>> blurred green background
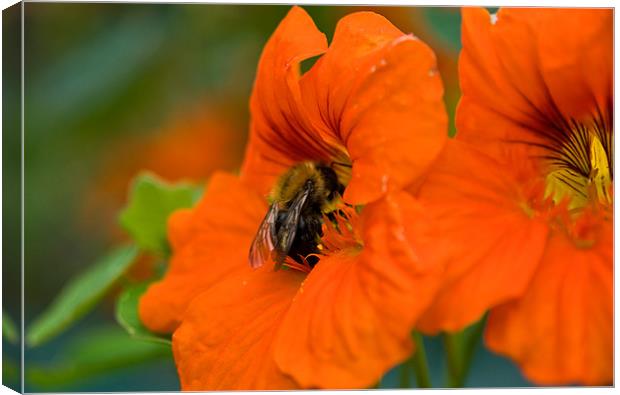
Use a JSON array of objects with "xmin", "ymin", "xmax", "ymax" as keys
[{"xmin": 3, "ymin": 3, "xmax": 531, "ymax": 391}]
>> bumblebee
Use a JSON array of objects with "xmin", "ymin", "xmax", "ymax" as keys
[{"xmin": 249, "ymin": 161, "xmax": 346, "ymax": 270}]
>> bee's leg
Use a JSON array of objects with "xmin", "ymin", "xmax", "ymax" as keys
[
  {"xmin": 305, "ymin": 255, "xmax": 320, "ymax": 267},
  {"xmin": 291, "ymin": 215, "xmax": 323, "ymax": 267}
]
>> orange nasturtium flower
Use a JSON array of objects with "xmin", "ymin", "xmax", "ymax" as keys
[
  {"xmin": 413, "ymin": 8, "xmax": 612, "ymax": 385},
  {"xmin": 139, "ymin": 6, "xmax": 448, "ymax": 389}
]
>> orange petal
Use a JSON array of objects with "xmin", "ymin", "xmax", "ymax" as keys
[
  {"xmin": 458, "ymin": 7, "xmax": 612, "ymax": 159},
  {"xmin": 172, "ymin": 265, "xmax": 304, "ymax": 390},
  {"xmin": 458, "ymin": 7, "xmax": 544, "ymax": 140},
  {"xmin": 456, "ymin": 96, "xmax": 545, "ymax": 179},
  {"xmin": 535, "ymin": 8, "xmax": 612, "ymax": 120},
  {"xmin": 139, "ymin": 172, "xmax": 267, "ymax": 333},
  {"xmin": 240, "ymin": 6, "xmax": 330, "ymax": 196},
  {"xmin": 167, "ymin": 208, "xmax": 194, "ymax": 251},
  {"xmin": 273, "ymin": 192, "xmax": 446, "ymax": 388},
  {"xmin": 414, "ymin": 140, "xmax": 549, "ymax": 333},
  {"xmin": 457, "ymin": 7, "xmax": 519, "ymax": 161},
  {"xmin": 485, "ymin": 217, "xmax": 612, "ymax": 385},
  {"xmin": 301, "ymin": 12, "xmax": 447, "ymax": 204}
]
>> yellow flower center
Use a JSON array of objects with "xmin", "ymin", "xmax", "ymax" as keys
[{"xmin": 545, "ymin": 131, "xmax": 612, "ymax": 208}]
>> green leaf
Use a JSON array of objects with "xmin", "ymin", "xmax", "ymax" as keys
[
  {"xmin": 116, "ymin": 282, "xmax": 171, "ymax": 345},
  {"xmin": 3, "ymin": 311, "xmax": 19, "ymax": 344},
  {"xmin": 119, "ymin": 172, "xmax": 200, "ymax": 256},
  {"xmin": 26, "ymin": 245, "xmax": 138, "ymax": 347},
  {"xmin": 26, "ymin": 325, "xmax": 171, "ymax": 390}
]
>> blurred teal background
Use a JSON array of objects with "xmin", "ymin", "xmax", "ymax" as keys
[{"xmin": 2, "ymin": 3, "xmax": 532, "ymax": 391}]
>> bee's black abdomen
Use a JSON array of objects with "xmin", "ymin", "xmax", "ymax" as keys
[
  {"xmin": 275, "ymin": 209, "xmax": 322, "ymax": 267},
  {"xmin": 294, "ymin": 215, "xmax": 323, "ymax": 267}
]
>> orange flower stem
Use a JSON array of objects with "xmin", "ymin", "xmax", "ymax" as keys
[
  {"xmin": 412, "ymin": 332, "xmax": 432, "ymax": 388},
  {"xmin": 443, "ymin": 315, "xmax": 486, "ymax": 387}
]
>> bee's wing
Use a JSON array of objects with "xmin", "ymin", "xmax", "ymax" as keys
[
  {"xmin": 272, "ymin": 188, "xmax": 310, "ymax": 270},
  {"xmin": 248, "ymin": 203, "xmax": 278, "ymax": 269}
]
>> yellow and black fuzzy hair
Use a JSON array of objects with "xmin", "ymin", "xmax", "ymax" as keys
[{"xmin": 270, "ymin": 162, "xmax": 329, "ymax": 206}]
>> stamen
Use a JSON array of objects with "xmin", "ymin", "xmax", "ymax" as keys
[
  {"xmin": 320, "ymin": 205, "xmax": 363, "ymax": 254},
  {"xmin": 544, "ymin": 120, "xmax": 613, "ymax": 208},
  {"xmin": 589, "ymin": 135, "xmax": 612, "ymax": 204},
  {"xmin": 282, "ymin": 256, "xmax": 312, "ymax": 274}
]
